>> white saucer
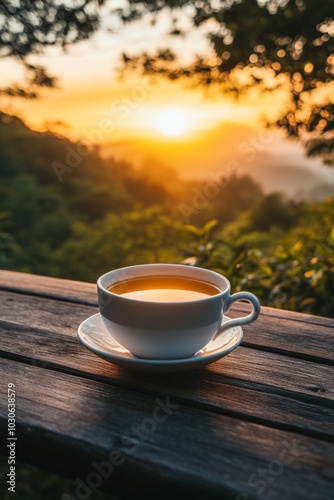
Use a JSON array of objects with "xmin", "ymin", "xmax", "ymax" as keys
[{"xmin": 77, "ymin": 313, "xmax": 243, "ymax": 373}]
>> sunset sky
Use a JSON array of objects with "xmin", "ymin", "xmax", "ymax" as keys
[
  {"xmin": 1, "ymin": 2, "xmax": 333, "ymax": 195},
  {"xmin": 0, "ymin": 6, "xmax": 286, "ymax": 142}
]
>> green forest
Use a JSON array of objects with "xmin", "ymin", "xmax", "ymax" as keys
[{"xmin": 1, "ymin": 112, "xmax": 333, "ymax": 317}]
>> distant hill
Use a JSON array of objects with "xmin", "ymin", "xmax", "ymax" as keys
[
  {"xmin": 104, "ymin": 122, "xmax": 334, "ymax": 200},
  {"xmin": 241, "ymin": 163, "xmax": 334, "ymax": 201},
  {"xmin": 0, "ymin": 112, "xmax": 177, "ymax": 217}
]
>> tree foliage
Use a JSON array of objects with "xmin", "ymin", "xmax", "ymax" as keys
[{"xmin": 0, "ymin": 0, "xmax": 105, "ymax": 97}]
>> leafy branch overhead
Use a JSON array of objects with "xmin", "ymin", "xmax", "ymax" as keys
[
  {"xmin": 117, "ymin": 0, "xmax": 334, "ymax": 162},
  {"xmin": 0, "ymin": 0, "xmax": 106, "ymax": 97}
]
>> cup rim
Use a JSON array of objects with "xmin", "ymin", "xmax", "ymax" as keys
[{"xmin": 97, "ymin": 263, "xmax": 230, "ymax": 305}]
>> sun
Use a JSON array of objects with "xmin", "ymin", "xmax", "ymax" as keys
[{"xmin": 155, "ymin": 107, "xmax": 191, "ymax": 137}]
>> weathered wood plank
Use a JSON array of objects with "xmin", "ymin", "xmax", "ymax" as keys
[
  {"xmin": 1, "ymin": 293, "xmax": 334, "ymax": 441},
  {"xmin": 0, "ymin": 290, "xmax": 333, "ymax": 399},
  {"xmin": 0, "ymin": 269, "xmax": 97, "ymax": 305},
  {"xmin": 229, "ymin": 308, "xmax": 334, "ymax": 363},
  {"xmin": 0, "ymin": 358, "xmax": 333, "ymax": 500},
  {"xmin": 0, "ymin": 289, "xmax": 96, "ymax": 332},
  {"xmin": 1, "ymin": 269, "xmax": 333, "ymax": 327},
  {"xmin": 1, "ymin": 287, "xmax": 333, "ymax": 365}
]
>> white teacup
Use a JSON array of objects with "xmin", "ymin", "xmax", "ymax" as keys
[{"xmin": 97, "ymin": 264, "xmax": 260, "ymax": 360}]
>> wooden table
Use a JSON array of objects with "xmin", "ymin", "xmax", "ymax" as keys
[{"xmin": 0, "ymin": 270, "xmax": 333, "ymax": 500}]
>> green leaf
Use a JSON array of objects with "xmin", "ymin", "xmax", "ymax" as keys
[
  {"xmin": 291, "ymin": 241, "xmax": 303, "ymax": 256},
  {"xmin": 183, "ymin": 224, "xmax": 201, "ymax": 236},
  {"xmin": 260, "ymin": 264, "xmax": 273, "ymax": 276},
  {"xmin": 203, "ymin": 219, "xmax": 219, "ymax": 234},
  {"xmin": 328, "ymin": 226, "xmax": 334, "ymax": 245}
]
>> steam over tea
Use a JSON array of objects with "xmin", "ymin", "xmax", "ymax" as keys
[{"xmin": 107, "ymin": 275, "xmax": 221, "ymax": 302}]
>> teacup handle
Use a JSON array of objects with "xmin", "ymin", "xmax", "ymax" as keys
[{"xmin": 212, "ymin": 291, "xmax": 261, "ymax": 340}]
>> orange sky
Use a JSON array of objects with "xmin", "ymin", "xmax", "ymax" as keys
[
  {"xmin": 0, "ymin": 9, "xmax": 287, "ymax": 144},
  {"xmin": 1, "ymin": 57, "xmax": 286, "ymax": 143},
  {"xmin": 1, "ymin": 5, "xmax": 333, "ymax": 198}
]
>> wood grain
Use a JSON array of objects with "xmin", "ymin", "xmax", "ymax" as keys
[
  {"xmin": 0, "ymin": 291, "xmax": 333, "ymax": 442},
  {"xmin": 0, "ymin": 358, "xmax": 333, "ymax": 500},
  {"xmin": 1, "ymin": 272, "xmax": 334, "ymax": 499},
  {"xmin": 0, "ymin": 269, "xmax": 97, "ymax": 304}
]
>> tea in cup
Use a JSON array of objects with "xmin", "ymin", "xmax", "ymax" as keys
[{"xmin": 97, "ymin": 264, "xmax": 260, "ymax": 359}]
